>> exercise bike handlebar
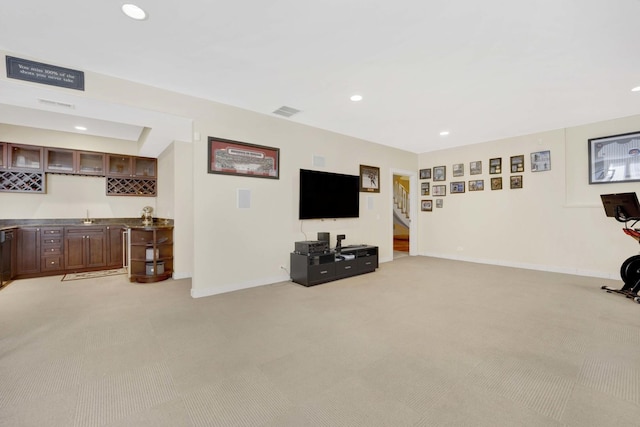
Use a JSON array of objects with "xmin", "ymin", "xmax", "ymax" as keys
[{"xmin": 614, "ymin": 205, "xmax": 640, "ymax": 224}]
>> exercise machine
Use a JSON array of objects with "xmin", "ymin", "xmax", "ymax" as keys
[{"xmin": 600, "ymin": 192, "xmax": 640, "ymax": 304}]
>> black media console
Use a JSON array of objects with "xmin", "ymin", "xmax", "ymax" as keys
[{"xmin": 290, "ymin": 245, "xmax": 378, "ymax": 287}]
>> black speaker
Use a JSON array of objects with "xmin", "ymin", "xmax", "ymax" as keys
[{"xmin": 317, "ymin": 232, "xmax": 330, "ymax": 244}]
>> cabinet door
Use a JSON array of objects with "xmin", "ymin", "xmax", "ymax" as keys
[
  {"xmin": 85, "ymin": 232, "xmax": 107, "ymax": 268},
  {"xmin": 16, "ymin": 227, "xmax": 41, "ymax": 275},
  {"xmin": 107, "ymin": 155, "xmax": 133, "ymax": 177},
  {"xmin": 45, "ymin": 148, "xmax": 75, "ymax": 173},
  {"xmin": 0, "ymin": 142, "xmax": 6, "ymax": 170},
  {"xmin": 133, "ymin": 157, "xmax": 157, "ymax": 178},
  {"xmin": 64, "ymin": 234, "xmax": 86, "ymax": 270},
  {"xmin": 78, "ymin": 152, "xmax": 105, "ymax": 176},
  {"xmin": 106, "ymin": 226, "xmax": 124, "ymax": 268},
  {"xmin": 8, "ymin": 144, "xmax": 43, "ymax": 171}
]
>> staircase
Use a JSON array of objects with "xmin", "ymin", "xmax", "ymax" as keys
[{"xmin": 393, "ymin": 180, "xmax": 410, "ymax": 229}]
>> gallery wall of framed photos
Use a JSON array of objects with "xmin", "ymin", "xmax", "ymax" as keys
[{"xmin": 418, "ymin": 150, "xmax": 551, "ymax": 212}]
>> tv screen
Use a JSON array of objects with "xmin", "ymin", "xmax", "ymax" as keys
[{"xmin": 299, "ymin": 169, "xmax": 360, "ymax": 219}]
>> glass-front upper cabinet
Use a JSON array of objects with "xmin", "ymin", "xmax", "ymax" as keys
[
  {"xmin": 45, "ymin": 148, "xmax": 105, "ymax": 176},
  {"xmin": 133, "ymin": 157, "xmax": 157, "ymax": 178},
  {"xmin": 45, "ymin": 148, "xmax": 75, "ymax": 173},
  {"xmin": 107, "ymin": 154, "xmax": 133, "ymax": 177},
  {"xmin": 8, "ymin": 144, "xmax": 43, "ymax": 171},
  {"xmin": 78, "ymin": 152, "xmax": 105, "ymax": 175},
  {"xmin": 0, "ymin": 142, "xmax": 6, "ymax": 169}
]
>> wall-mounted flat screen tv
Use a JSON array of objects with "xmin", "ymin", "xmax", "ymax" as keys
[{"xmin": 299, "ymin": 169, "xmax": 360, "ymax": 219}]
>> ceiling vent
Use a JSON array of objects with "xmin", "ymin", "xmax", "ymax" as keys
[
  {"xmin": 272, "ymin": 105, "xmax": 301, "ymax": 118},
  {"xmin": 38, "ymin": 98, "xmax": 75, "ymax": 109}
]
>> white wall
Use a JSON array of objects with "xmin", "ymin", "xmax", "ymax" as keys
[{"xmin": 418, "ymin": 114, "xmax": 640, "ymax": 279}]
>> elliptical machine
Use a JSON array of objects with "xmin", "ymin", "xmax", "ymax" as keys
[{"xmin": 600, "ymin": 192, "xmax": 640, "ymax": 304}]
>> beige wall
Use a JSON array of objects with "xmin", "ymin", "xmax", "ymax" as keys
[
  {"xmin": 4, "ymin": 49, "xmax": 639, "ymax": 295},
  {"xmin": 189, "ymin": 105, "xmax": 417, "ymax": 297},
  {"xmin": 418, "ymin": 115, "xmax": 640, "ymax": 279}
]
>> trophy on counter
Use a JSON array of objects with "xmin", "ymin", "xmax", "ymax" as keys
[{"xmin": 141, "ymin": 206, "xmax": 154, "ymax": 226}]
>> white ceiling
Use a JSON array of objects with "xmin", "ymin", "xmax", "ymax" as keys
[{"xmin": 1, "ymin": 0, "xmax": 640, "ymax": 154}]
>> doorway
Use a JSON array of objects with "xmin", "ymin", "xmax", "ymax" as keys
[{"xmin": 393, "ymin": 173, "xmax": 411, "ymax": 259}]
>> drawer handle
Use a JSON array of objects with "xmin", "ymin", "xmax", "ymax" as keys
[
  {"xmin": 50, "ymin": 261, "xmax": 55, "ymax": 265},
  {"xmin": 345, "ymin": 266, "xmax": 352, "ymax": 269},
  {"xmin": 320, "ymin": 270, "xmax": 328, "ymax": 274}
]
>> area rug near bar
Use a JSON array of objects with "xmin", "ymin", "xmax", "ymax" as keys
[{"xmin": 61, "ymin": 268, "xmax": 127, "ymax": 281}]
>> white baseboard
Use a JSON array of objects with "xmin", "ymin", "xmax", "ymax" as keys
[
  {"xmin": 172, "ymin": 271, "xmax": 192, "ymax": 280},
  {"xmin": 190, "ymin": 273, "xmax": 291, "ymax": 298},
  {"xmin": 420, "ymin": 251, "xmax": 618, "ymax": 280}
]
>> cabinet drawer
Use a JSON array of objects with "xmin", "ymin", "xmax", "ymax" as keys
[
  {"xmin": 42, "ymin": 228, "xmax": 63, "ymax": 236},
  {"xmin": 41, "ymin": 246, "xmax": 62, "ymax": 255},
  {"xmin": 308, "ymin": 264, "xmax": 335, "ymax": 283},
  {"xmin": 41, "ymin": 256, "xmax": 63, "ymax": 271},
  {"xmin": 358, "ymin": 256, "xmax": 378, "ymax": 272},
  {"xmin": 42, "ymin": 237, "xmax": 62, "ymax": 245},
  {"xmin": 65, "ymin": 226, "xmax": 105, "ymax": 235},
  {"xmin": 335, "ymin": 259, "xmax": 358, "ymax": 278}
]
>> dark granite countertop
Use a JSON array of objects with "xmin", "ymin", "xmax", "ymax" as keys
[{"xmin": 0, "ymin": 218, "xmax": 173, "ymax": 231}]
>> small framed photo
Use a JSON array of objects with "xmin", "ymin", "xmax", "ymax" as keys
[
  {"xmin": 510, "ymin": 155, "xmax": 525, "ymax": 173},
  {"xmin": 421, "ymin": 200, "xmax": 433, "ymax": 212},
  {"xmin": 510, "ymin": 175, "xmax": 523, "ymax": 189},
  {"xmin": 489, "ymin": 158, "xmax": 502, "ymax": 174},
  {"xmin": 589, "ymin": 131, "xmax": 640, "ymax": 183},
  {"xmin": 433, "ymin": 166, "xmax": 446, "ymax": 181},
  {"xmin": 436, "ymin": 199, "xmax": 443, "ymax": 208},
  {"xmin": 450, "ymin": 181, "xmax": 465, "ymax": 194},
  {"xmin": 469, "ymin": 179, "xmax": 484, "ymax": 191},
  {"xmin": 420, "ymin": 168, "xmax": 431, "ymax": 179},
  {"xmin": 421, "ymin": 182, "xmax": 430, "ymax": 195},
  {"xmin": 432, "ymin": 184, "xmax": 447, "ymax": 196},
  {"xmin": 453, "ymin": 163, "xmax": 464, "ymax": 177},
  {"xmin": 470, "ymin": 161, "xmax": 482, "ymax": 175},
  {"xmin": 360, "ymin": 164, "xmax": 380, "ymax": 193},
  {"xmin": 491, "ymin": 177, "xmax": 503, "ymax": 190},
  {"xmin": 531, "ymin": 150, "xmax": 551, "ymax": 172}
]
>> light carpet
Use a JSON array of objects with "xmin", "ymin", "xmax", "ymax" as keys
[{"xmin": 1, "ymin": 256, "xmax": 639, "ymax": 426}]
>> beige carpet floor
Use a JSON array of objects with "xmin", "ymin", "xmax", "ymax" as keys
[{"xmin": 1, "ymin": 256, "xmax": 640, "ymax": 426}]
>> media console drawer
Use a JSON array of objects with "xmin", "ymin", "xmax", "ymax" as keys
[{"xmin": 308, "ymin": 263, "xmax": 336, "ymax": 283}]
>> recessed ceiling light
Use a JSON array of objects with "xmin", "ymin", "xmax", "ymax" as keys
[
  {"xmin": 632, "ymin": 86, "xmax": 640, "ymax": 92},
  {"xmin": 350, "ymin": 94, "xmax": 363, "ymax": 102},
  {"xmin": 122, "ymin": 4, "xmax": 147, "ymax": 20},
  {"xmin": 439, "ymin": 131, "xmax": 450, "ymax": 136},
  {"xmin": 74, "ymin": 126, "xmax": 87, "ymax": 131}
]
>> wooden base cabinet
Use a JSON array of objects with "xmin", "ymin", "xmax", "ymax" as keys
[
  {"xmin": 16, "ymin": 227, "xmax": 40, "ymax": 276},
  {"xmin": 106, "ymin": 226, "xmax": 125, "ymax": 268},
  {"xmin": 64, "ymin": 226, "xmax": 107, "ymax": 271},
  {"xmin": 128, "ymin": 226, "xmax": 173, "ymax": 283}
]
